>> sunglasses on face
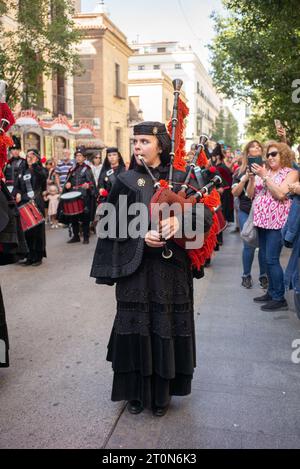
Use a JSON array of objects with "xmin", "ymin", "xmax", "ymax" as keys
[{"xmin": 266, "ymin": 151, "xmax": 279, "ymax": 158}]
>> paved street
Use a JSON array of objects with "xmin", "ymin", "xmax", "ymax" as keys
[{"xmin": 1, "ymin": 227, "xmax": 300, "ymax": 449}]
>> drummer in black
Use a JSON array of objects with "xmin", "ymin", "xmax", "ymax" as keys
[
  {"xmin": 15, "ymin": 149, "xmax": 47, "ymax": 266},
  {"xmin": 3, "ymin": 136, "xmax": 26, "ymax": 195},
  {"xmin": 64, "ymin": 149, "xmax": 95, "ymax": 245},
  {"xmin": 97, "ymin": 147, "xmax": 126, "ymax": 202}
]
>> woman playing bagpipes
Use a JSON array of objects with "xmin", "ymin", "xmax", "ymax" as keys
[{"xmin": 91, "ymin": 80, "xmax": 222, "ymax": 416}]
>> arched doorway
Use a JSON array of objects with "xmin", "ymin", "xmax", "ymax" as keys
[
  {"xmin": 53, "ymin": 136, "xmax": 67, "ymax": 161},
  {"xmin": 24, "ymin": 132, "xmax": 41, "ymax": 152}
]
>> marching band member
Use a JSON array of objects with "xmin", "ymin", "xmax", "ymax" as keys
[
  {"xmin": 97, "ymin": 147, "xmax": 126, "ymax": 203},
  {"xmin": 91, "ymin": 119, "xmax": 216, "ymax": 417},
  {"xmin": 3, "ymin": 136, "xmax": 26, "ymax": 195},
  {"xmin": 63, "ymin": 149, "xmax": 95, "ymax": 244},
  {"xmin": 15, "ymin": 149, "xmax": 47, "ymax": 266}
]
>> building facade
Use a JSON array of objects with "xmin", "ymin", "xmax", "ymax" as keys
[
  {"xmin": 129, "ymin": 41, "xmax": 223, "ymax": 148},
  {"xmin": 0, "ymin": 1, "xmax": 91, "ymax": 159},
  {"xmin": 128, "ymin": 69, "xmax": 187, "ymax": 154},
  {"xmin": 73, "ymin": 10, "xmax": 132, "ymax": 160}
]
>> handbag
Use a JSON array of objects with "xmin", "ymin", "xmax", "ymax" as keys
[{"xmin": 240, "ymin": 204, "xmax": 259, "ymax": 247}]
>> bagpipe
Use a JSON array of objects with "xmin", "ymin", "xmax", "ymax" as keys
[
  {"xmin": 138, "ymin": 79, "xmax": 224, "ymax": 270},
  {"xmin": 0, "ymin": 80, "xmax": 15, "ymax": 178}
]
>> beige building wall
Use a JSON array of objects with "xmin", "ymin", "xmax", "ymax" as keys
[
  {"xmin": 129, "ymin": 70, "xmax": 187, "ymax": 125},
  {"xmin": 74, "ymin": 13, "xmax": 132, "ymax": 160}
]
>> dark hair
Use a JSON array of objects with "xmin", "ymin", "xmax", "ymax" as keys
[
  {"xmin": 212, "ymin": 143, "xmax": 224, "ymax": 161},
  {"xmin": 92, "ymin": 152, "xmax": 102, "ymax": 163},
  {"xmin": 99, "ymin": 150, "xmax": 126, "ymax": 180}
]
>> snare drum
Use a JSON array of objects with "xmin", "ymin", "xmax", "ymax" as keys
[
  {"xmin": 60, "ymin": 191, "xmax": 84, "ymax": 216},
  {"xmin": 19, "ymin": 201, "xmax": 44, "ymax": 232}
]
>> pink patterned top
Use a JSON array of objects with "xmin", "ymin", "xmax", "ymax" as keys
[{"xmin": 253, "ymin": 167, "xmax": 292, "ymax": 230}]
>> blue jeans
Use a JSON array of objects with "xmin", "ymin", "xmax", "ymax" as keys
[
  {"xmin": 257, "ymin": 227, "xmax": 285, "ymax": 301},
  {"xmin": 238, "ymin": 209, "xmax": 266, "ymax": 278}
]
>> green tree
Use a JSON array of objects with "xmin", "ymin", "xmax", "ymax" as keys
[
  {"xmin": 224, "ymin": 109, "xmax": 239, "ymax": 148},
  {"xmin": 212, "ymin": 107, "xmax": 239, "ymax": 148},
  {"xmin": 212, "ymin": 108, "xmax": 226, "ymax": 142},
  {"xmin": 209, "ymin": 0, "xmax": 300, "ymax": 144},
  {"xmin": 0, "ymin": 0, "xmax": 81, "ymax": 108}
]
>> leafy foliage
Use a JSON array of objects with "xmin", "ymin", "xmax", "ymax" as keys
[
  {"xmin": 212, "ymin": 107, "xmax": 239, "ymax": 148},
  {"xmin": 0, "ymin": 0, "xmax": 81, "ymax": 108},
  {"xmin": 209, "ymin": 0, "xmax": 300, "ymax": 144}
]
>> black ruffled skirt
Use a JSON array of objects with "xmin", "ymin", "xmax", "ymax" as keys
[{"xmin": 106, "ymin": 245, "xmax": 196, "ymax": 409}]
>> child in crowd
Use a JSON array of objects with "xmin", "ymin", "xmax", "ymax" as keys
[{"xmin": 43, "ymin": 184, "xmax": 60, "ymax": 228}]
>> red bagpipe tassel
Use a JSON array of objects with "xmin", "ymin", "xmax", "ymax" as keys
[
  {"xmin": 0, "ymin": 102, "xmax": 15, "ymax": 173},
  {"xmin": 167, "ymin": 97, "xmax": 189, "ymax": 172}
]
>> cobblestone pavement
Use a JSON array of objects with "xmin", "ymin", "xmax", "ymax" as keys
[{"xmin": 1, "ymin": 227, "xmax": 300, "ymax": 449}]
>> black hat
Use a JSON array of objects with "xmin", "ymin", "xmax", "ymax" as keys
[
  {"xmin": 133, "ymin": 121, "xmax": 168, "ymax": 136},
  {"xmin": 133, "ymin": 121, "xmax": 171, "ymax": 166},
  {"xmin": 9, "ymin": 135, "xmax": 21, "ymax": 150},
  {"xmin": 27, "ymin": 148, "xmax": 40, "ymax": 158},
  {"xmin": 106, "ymin": 147, "xmax": 119, "ymax": 154},
  {"xmin": 75, "ymin": 146, "xmax": 86, "ymax": 157}
]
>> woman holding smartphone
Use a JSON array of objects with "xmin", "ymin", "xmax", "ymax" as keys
[
  {"xmin": 247, "ymin": 142, "xmax": 298, "ymax": 311},
  {"xmin": 232, "ymin": 140, "xmax": 268, "ymax": 289}
]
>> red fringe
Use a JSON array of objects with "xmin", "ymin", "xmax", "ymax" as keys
[
  {"xmin": 166, "ymin": 98, "xmax": 221, "ymax": 270},
  {"xmin": 187, "ymin": 213, "xmax": 219, "ymax": 270},
  {"xmin": 197, "ymin": 149, "xmax": 208, "ymax": 168},
  {"xmin": 0, "ymin": 102, "xmax": 15, "ymax": 172},
  {"xmin": 167, "ymin": 97, "xmax": 189, "ymax": 172},
  {"xmin": 159, "ymin": 179, "xmax": 169, "ymax": 188}
]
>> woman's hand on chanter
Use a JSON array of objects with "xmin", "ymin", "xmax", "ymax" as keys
[
  {"xmin": 160, "ymin": 216, "xmax": 180, "ymax": 240},
  {"xmin": 145, "ymin": 230, "xmax": 166, "ymax": 248}
]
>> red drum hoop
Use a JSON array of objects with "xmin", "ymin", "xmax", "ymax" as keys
[
  {"xmin": 60, "ymin": 191, "xmax": 84, "ymax": 216},
  {"xmin": 19, "ymin": 201, "xmax": 44, "ymax": 232}
]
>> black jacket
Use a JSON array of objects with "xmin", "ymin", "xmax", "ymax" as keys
[
  {"xmin": 16, "ymin": 162, "xmax": 47, "ymax": 214},
  {"xmin": 4, "ymin": 157, "xmax": 26, "ymax": 191},
  {"xmin": 90, "ymin": 165, "xmax": 213, "ymax": 284}
]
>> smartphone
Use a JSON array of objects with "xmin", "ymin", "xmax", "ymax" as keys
[
  {"xmin": 248, "ymin": 156, "xmax": 263, "ymax": 166},
  {"xmin": 248, "ymin": 156, "xmax": 263, "ymax": 172},
  {"xmin": 274, "ymin": 119, "xmax": 282, "ymax": 129}
]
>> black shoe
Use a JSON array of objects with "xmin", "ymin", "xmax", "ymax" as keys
[
  {"xmin": 83, "ymin": 238, "xmax": 89, "ymax": 245},
  {"xmin": 241, "ymin": 275, "xmax": 253, "ymax": 289},
  {"xmin": 20, "ymin": 259, "xmax": 32, "ymax": 266},
  {"xmin": 152, "ymin": 404, "xmax": 170, "ymax": 417},
  {"xmin": 127, "ymin": 400, "xmax": 144, "ymax": 415},
  {"xmin": 253, "ymin": 292, "xmax": 272, "ymax": 303},
  {"xmin": 260, "ymin": 299, "xmax": 288, "ymax": 311},
  {"xmin": 31, "ymin": 260, "xmax": 42, "ymax": 267},
  {"xmin": 67, "ymin": 237, "xmax": 80, "ymax": 244},
  {"xmin": 259, "ymin": 275, "xmax": 269, "ymax": 290}
]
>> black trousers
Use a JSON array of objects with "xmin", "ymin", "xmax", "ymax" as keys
[
  {"xmin": 25, "ymin": 222, "xmax": 46, "ymax": 262},
  {"xmin": 72, "ymin": 220, "xmax": 89, "ymax": 239}
]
